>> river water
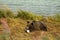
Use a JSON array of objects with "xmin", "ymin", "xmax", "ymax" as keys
[{"xmin": 0, "ymin": 0, "xmax": 60, "ymax": 16}]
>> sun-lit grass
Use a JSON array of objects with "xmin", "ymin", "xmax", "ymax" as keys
[
  {"xmin": 0, "ymin": 9, "xmax": 15, "ymax": 18},
  {"xmin": 17, "ymin": 10, "xmax": 44, "ymax": 20}
]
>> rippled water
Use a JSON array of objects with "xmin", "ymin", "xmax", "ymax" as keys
[{"xmin": 0, "ymin": 0, "xmax": 60, "ymax": 16}]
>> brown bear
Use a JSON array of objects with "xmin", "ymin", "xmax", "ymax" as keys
[{"xmin": 25, "ymin": 20, "xmax": 47, "ymax": 33}]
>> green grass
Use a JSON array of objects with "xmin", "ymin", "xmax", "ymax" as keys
[
  {"xmin": 0, "ymin": 9, "xmax": 15, "ymax": 18},
  {"xmin": 17, "ymin": 10, "xmax": 44, "ymax": 20}
]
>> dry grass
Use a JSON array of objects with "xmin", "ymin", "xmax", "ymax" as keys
[
  {"xmin": 0, "ymin": 9, "xmax": 60, "ymax": 40},
  {"xmin": 0, "ymin": 18, "xmax": 60, "ymax": 40}
]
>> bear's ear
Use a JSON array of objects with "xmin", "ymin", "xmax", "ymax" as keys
[{"xmin": 27, "ymin": 21, "xmax": 30, "ymax": 24}]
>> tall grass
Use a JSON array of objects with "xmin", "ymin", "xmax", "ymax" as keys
[
  {"xmin": 0, "ymin": 9, "xmax": 60, "ymax": 22},
  {"xmin": 0, "ymin": 9, "xmax": 60, "ymax": 40},
  {"xmin": 17, "ymin": 10, "xmax": 44, "ymax": 20},
  {"xmin": 54, "ymin": 14, "xmax": 60, "ymax": 22},
  {"xmin": 0, "ymin": 9, "xmax": 44, "ymax": 20},
  {"xmin": 0, "ymin": 9, "xmax": 15, "ymax": 18}
]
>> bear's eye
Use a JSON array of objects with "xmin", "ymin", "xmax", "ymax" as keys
[{"xmin": 31, "ymin": 23, "xmax": 33, "ymax": 25}]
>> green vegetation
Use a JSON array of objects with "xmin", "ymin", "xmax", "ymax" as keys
[
  {"xmin": 54, "ymin": 14, "xmax": 60, "ymax": 22},
  {"xmin": 0, "ymin": 9, "xmax": 60, "ymax": 21},
  {"xmin": 17, "ymin": 10, "xmax": 44, "ymax": 20},
  {"xmin": 0, "ymin": 9, "xmax": 15, "ymax": 18}
]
